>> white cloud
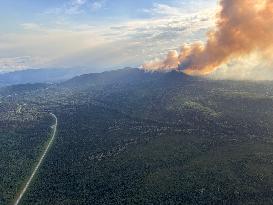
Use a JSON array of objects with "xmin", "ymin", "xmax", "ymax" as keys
[
  {"xmin": 44, "ymin": 0, "xmax": 86, "ymax": 15},
  {"xmin": 44, "ymin": 0, "xmax": 106, "ymax": 15},
  {"xmin": 91, "ymin": 0, "xmax": 105, "ymax": 11},
  {"xmin": 74, "ymin": 0, "xmax": 87, "ymax": 6},
  {"xmin": 21, "ymin": 23, "xmax": 42, "ymax": 30},
  {"xmin": 143, "ymin": 3, "xmax": 181, "ymax": 16}
]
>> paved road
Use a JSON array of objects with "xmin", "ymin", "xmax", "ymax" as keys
[{"xmin": 14, "ymin": 113, "xmax": 58, "ymax": 205}]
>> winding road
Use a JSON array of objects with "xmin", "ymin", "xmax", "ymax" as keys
[{"xmin": 14, "ymin": 113, "xmax": 58, "ymax": 205}]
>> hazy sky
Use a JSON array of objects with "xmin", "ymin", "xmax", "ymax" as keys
[{"xmin": 0, "ymin": 0, "xmax": 217, "ymax": 72}]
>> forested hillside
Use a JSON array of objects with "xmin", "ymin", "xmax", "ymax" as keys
[{"xmin": 1, "ymin": 68, "xmax": 273, "ymax": 204}]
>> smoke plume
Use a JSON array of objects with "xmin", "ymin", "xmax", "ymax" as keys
[{"xmin": 143, "ymin": 0, "xmax": 273, "ymax": 75}]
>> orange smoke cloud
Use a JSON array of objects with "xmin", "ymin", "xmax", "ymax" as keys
[
  {"xmin": 143, "ymin": 0, "xmax": 273, "ymax": 75},
  {"xmin": 142, "ymin": 50, "xmax": 179, "ymax": 72}
]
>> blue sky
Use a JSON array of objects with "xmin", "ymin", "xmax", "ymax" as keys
[{"xmin": 0, "ymin": 0, "xmax": 217, "ymax": 72}]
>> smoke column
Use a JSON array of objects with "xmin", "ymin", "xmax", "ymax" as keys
[{"xmin": 143, "ymin": 0, "xmax": 273, "ymax": 75}]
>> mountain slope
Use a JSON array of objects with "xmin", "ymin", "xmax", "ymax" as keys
[{"xmin": 1, "ymin": 68, "xmax": 273, "ymax": 205}]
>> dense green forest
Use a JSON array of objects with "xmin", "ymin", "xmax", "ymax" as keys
[
  {"xmin": 1, "ymin": 68, "xmax": 273, "ymax": 204},
  {"xmin": 0, "ymin": 103, "xmax": 53, "ymax": 205}
]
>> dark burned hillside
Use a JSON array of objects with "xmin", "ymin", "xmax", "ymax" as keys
[{"xmin": 1, "ymin": 68, "xmax": 273, "ymax": 205}]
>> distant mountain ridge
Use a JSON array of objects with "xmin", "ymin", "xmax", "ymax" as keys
[{"xmin": 0, "ymin": 68, "xmax": 95, "ymax": 87}]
